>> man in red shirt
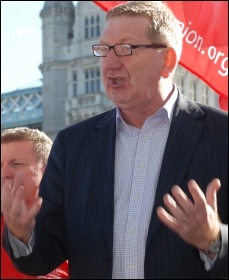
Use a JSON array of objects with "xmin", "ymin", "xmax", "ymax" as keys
[{"xmin": 1, "ymin": 127, "xmax": 69, "ymax": 279}]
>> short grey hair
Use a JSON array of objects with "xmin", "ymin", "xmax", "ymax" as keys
[{"xmin": 106, "ymin": 1, "xmax": 183, "ymax": 63}]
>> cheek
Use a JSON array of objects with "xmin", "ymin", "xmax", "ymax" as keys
[
  {"xmin": 101, "ymin": 68, "xmax": 107, "ymax": 84},
  {"xmin": 23, "ymin": 171, "xmax": 43, "ymax": 202}
]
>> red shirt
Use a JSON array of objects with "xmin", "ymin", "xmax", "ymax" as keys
[{"xmin": 1, "ymin": 215, "xmax": 69, "ymax": 279}]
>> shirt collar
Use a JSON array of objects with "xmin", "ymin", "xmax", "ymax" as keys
[
  {"xmin": 116, "ymin": 84, "xmax": 178, "ymax": 128},
  {"xmin": 163, "ymin": 83, "xmax": 178, "ymax": 121}
]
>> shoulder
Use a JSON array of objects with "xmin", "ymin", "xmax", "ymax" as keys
[
  {"xmin": 196, "ymin": 102, "xmax": 228, "ymax": 127},
  {"xmin": 177, "ymin": 91, "xmax": 228, "ymax": 121},
  {"xmin": 55, "ymin": 108, "xmax": 116, "ymax": 142}
]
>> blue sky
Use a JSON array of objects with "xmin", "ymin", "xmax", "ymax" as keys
[{"xmin": 1, "ymin": 1, "xmax": 77, "ymax": 93}]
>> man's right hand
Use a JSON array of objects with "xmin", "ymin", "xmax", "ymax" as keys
[{"xmin": 1, "ymin": 178, "xmax": 42, "ymax": 244}]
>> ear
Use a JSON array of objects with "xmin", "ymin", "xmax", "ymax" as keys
[{"xmin": 161, "ymin": 47, "xmax": 177, "ymax": 78}]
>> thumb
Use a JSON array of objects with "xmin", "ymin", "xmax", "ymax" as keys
[{"xmin": 206, "ymin": 178, "xmax": 221, "ymax": 213}]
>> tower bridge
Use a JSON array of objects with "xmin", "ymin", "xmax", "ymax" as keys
[{"xmin": 1, "ymin": 86, "xmax": 43, "ymax": 131}]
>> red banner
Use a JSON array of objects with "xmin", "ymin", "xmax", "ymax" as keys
[{"xmin": 93, "ymin": 1, "xmax": 228, "ymax": 111}]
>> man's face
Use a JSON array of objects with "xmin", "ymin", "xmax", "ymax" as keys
[
  {"xmin": 1, "ymin": 140, "xmax": 44, "ymax": 207},
  {"xmin": 100, "ymin": 15, "xmax": 167, "ymax": 113}
]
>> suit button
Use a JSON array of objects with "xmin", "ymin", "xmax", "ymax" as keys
[{"xmin": 107, "ymin": 253, "xmax": 111, "ymax": 261}]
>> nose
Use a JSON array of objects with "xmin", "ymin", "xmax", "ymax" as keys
[
  {"xmin": 102, "ymin": 49, "xmax": 122, "ymax": 69},
  {"xmin": 1, "ymin": 164, "xmax": 14, "ymax": 181}
]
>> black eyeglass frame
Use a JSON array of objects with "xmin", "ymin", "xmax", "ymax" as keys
[{"xmin": 92, "ymin": 43, "xmax": 167, "ymax": 57}]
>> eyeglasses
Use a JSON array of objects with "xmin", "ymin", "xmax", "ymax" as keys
[{"xmin": 92, "ymin": 43, "xmax": 167, "ymax": 57}]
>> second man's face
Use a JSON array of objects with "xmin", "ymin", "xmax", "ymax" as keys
[{"xmin": 1, "ymin": 140, "xmax": 44, "ymax": 207}]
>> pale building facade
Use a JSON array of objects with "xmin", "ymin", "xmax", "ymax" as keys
[
  {"xmin": 39, "ymin": 1, "xmax": 219, "ymax": 139},
  {"xmin": 1, "ymin": 1, "xmax": 219, "ymax": 140}
]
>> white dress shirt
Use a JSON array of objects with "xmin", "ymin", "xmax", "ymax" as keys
[{"xmin": 112, "ymin": 88, "xmax": 177, "ymax": 279}]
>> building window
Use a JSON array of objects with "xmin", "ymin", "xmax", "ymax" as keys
[
  {"xmin": 84, "ymin": 15, "xmax": 101, "ymax": 39},
  {"xmin": 85, "ymin": 17, "xmax": 89, "ymax": 39},
  {"xmin": 90, "ymin": 16, "xmax": 94, "ymax": 38},
  {"xmin": 85, "ymin": 68, "xmax": 100, "ymax": 93},
  {"xmin": 96, "ymin": 15, "xmax": 100, "ymax": 36},
  {"xmin": 190, "ymin": 81, "xmax": 197, "ymax": 101},
  {"xmin": 202, "ymin": 85, "xmax": 209, "ymax": 105},
  {"xmin": 72, "ymin": 71, "xmax": 78, "ymax": 97}
]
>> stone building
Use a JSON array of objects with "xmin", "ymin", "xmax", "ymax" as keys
[{"xmin": 1, "ymin": 1, "xmax": 220, "ymax": 140}]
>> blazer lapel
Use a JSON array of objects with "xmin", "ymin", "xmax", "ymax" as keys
[
  {"xmin": 146, "ymin": 93, "xmax": 205, "ymax": 248},
  {"xmin": 91, "ymin": 109, "xmax": 116, "ymax": 252}
]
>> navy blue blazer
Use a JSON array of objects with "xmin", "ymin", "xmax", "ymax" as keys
[{"xmin": 4, "ymin": 92, "xmax": 228, "ymax": 279}]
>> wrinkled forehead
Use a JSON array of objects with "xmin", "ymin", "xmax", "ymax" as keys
[{"xmin": 100, "ymin": 15, "xmax": 151, "ymax": 43}]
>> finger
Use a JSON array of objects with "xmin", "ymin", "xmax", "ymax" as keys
[
  {"xmin": 157, "ymin": 206, "xmax": 179, "ymax": 229},
  {"xmin": 1, "ymin": 181, "xmax": 13, "ymax": 214},
  {"xmin": 163, "ymin": 193, "xmax": 185, "ymax": 221},
  {"xmin": 9, "ymin": 186, "xmax": 42, "ymax": 225},
  {"xmin": 1, "ymin": 178, "xmax": 12, "ymax": 191},
  {"xmin": 10, "ymin": 180, "xmax": 20, "ymax": 201},
  {"xmin": 187, "ymin": 179, "xmax": 207, "ymax": 212},
  {"xmin": 10, "ymin": 185, "xmax": 26, "ymax": 218},
  {"xmin": 28, "ymin": 197, "xmax": 43, "ymax": 220},
  {"xmin": 10, "ymin": 185, "xmax": 41, "ymax": 215},
  {"xmin": 206, "ymin": 178, "xmax": 221, "ymax": 213},
  {"xmin": 14, "ymin": 172, "xmax": 26, "ymax": 186},
  {"xmin": 7, "ymin": 196, "xmax": 42, "ymax": 243},
  {"xmin": 12, "ymin": 172, "xmax": 26, "ymax": 197},
  {"xmin": 1, "ymin": 179, "xmax": 13, "ymax": 192},
  {"xmin": 20, "ymin": 197, "xmax": 43, "ymax": 231},
  {"xmin": 171, "ymin": 185, "xmax": 194, "ymax": 215}
]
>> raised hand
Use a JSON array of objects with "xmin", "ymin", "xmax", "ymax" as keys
[
  {"xmin": 156, "ymin": 178, "xmax": 221, "ymax": 251},
  {"xmin": 1, "ymin": 175, "xmax": 42, "ymax": 244}
]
